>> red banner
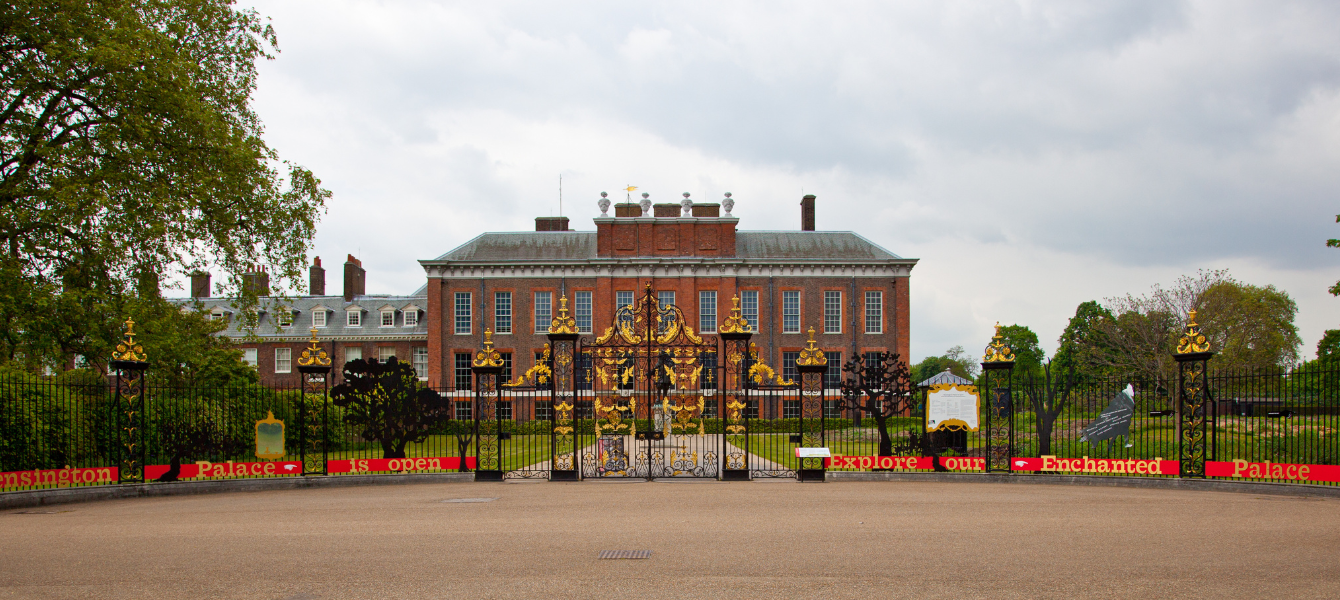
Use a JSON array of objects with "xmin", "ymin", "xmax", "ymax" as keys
[
  {"xmin": 144, "ymin": 460, "xmax": 302, "ymax": 480},
  {"xmin": 1206, "ymin": 459, "xmax": 1340, "ymax": 483},
  {"xmin": 0, "ymin": 466, "xmax": 119, "ymax": 489},
  {"xmin": 823, "ymin": 455, "xmax": 985, "ymax": 472},
  {"xmin": 328, "ymin": 456, "xmax": 475, "ymax": 474},
  {"xmin": 1011, "ymin": 456, "xmax": 1178, "ymax": 475}
]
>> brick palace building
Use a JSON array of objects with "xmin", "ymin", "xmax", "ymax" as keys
[{"xmin": 184, "ymin": 194, "xmax": 918, "ymax": 407}]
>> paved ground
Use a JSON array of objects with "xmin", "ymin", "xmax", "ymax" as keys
[{"xmin": 1, "ymin": 480, "xmax": 1337, "ymax": 599}]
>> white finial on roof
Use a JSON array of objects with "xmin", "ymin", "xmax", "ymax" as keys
[
  {"xmin": 598, "ymin": 191, "xmax": 610, "ymax": 216},
  {"xmin": 681, "ymin": 192, "xmax": 692, "ymax": 216},
  {"xmin": 640, "ymin": 192, "xmax": 651, "ymax": 217},
  {"xmin": 722, "ymin": 192, "xmax": 734, "ymax": 215}
]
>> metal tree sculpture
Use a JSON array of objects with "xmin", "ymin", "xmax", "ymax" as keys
[
  {"xmin": 1025, "ymin": 362, "xmax": 1080, "ymax": 456},
  {"xmin": 330, "ymin": 357, "xmax": 450, "ymax": 459},
  {"xmin": 837, "ymin": 352, "xmax": 915, "ymax": 457}
]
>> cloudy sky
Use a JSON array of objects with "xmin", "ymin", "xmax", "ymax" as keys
[{"xmin": 241, "ymin": 0, "xmax": 1340, "ymax": 362}]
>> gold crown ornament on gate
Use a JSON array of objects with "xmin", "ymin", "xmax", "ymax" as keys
[
  {"xmin": 983, "ymin": 322, "xmax": 1015, "ymax": 363},
  {"xmin": 111, "ymin": 318, "xmax": 148, "ymax": 362},
  {"xmin": 548, "ymin": 295, "xmax": 578, "ymax": 335},
  {"xmin": 718, "ymin": 295, "xmax": 752, "ymax": 334},
  {"xmin": 1176, "ymin": 310, "xmax": 1211, "ymax": 354},
  {"xmin": 796, "ymin": 327, "xmax": 827, "ymax": 367},
  {"xmin": 296, "ymin": 328, "xmax": 331, "ymax": 367},
  {"xmin": 473, "ymin": 329, "xmax": 504, "ymax": 368}
]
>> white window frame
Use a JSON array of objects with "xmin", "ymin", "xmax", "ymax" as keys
[
  {"xmin": 454, "ymin": 292, "xmax": 472, "ymax": 335},
  {"xmin": 782, "ymin": 291, "xmax": 801, "ymax": 334},
  {"xmin": 865, "ymin": 291, "xmax": 884, "ymax": 334},
  {"xmin": 534, "ymin": 291, "xmax": 552, "ymax": 334},
  {"xmin": 657, "ymin": 291, "xmax": 676, "ymax": 308},
  {"xmin": 274, "ymin": 348, "xmax": 291, "ymax": 373},
  {"xmin": 403, "ymin": 309, "xmax": 419, "ymax": 327},
  {"xmin": 699, "ymin": 291, "xmax": 717, "ymax": 333},
  {"xmin": 494, "ymin": 291, "xmax": 512, "ymax": 334},
  {"xmin": 312, "ymin": 309, "xmax": 327, "ymax": 328},
  {"xmin": 575, "ymin": 291, "xmax": 592, "ymax": 334},
  {"xmin": 346, "ymin": 310, "xmax": 361, "ymax": 327},
  {"xmin": 413, "ymin": 347, "xmax": 428, "ymax": 379},
  {"xmin": 616, "ymin": 290, "xmax": 634, "ymax": 311},
  {"xmin": 380, "ymin": 310, "xmax": 395, "ymax": 327},
  {"xmin": 277, "ymin": 309, "xmax": 293, "ymax": 328},
  {"xmin": 242, "ymin": 348, "xmax": 258, "ymax": 368},
  {"xmin": 344, "ymin": 346, "xmax": 362, "ymax": 364},
  {"xmin": 824, "ymin": 291, "xmax": 842, "ymax": 334},
  {"xmin": 741, "ymin": 290, "xmax": 759, "ymax": 330},
  {"xmin": 378, "ymin": 346, "xmax": 396, "ymax": 362}
]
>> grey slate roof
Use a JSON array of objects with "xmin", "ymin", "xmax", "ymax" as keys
[
  {"xmin": 174, "ymin": 294, "xmax": 428, "ymax": 341},
  {"xmin": 917, "ymin": 369, "xmax": 975, "ymax": 388},
  {"xmin": 429, "ymin": 231, "xmax": 905, "ymax": 262}
]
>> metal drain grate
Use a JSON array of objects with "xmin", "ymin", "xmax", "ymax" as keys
[{"xmin": 598, "ymin": 550, "xmax": 652, "ymax": 560}]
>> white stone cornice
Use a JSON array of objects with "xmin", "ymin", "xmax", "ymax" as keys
[{"xmin": 420, "ymin": 260, "xmax": 915, "ymax": 280}]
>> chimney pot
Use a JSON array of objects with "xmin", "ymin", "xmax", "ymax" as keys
[
  {"xmin": 310, "ymin": 257, "xmax": 326, "ymax": 296},
  {"xmin": 190, "ymin": 271, "xmax": 210, "ymax": 298},
  {"xmin": 801, "ymin": 195, "xmax": 816, "ymax": 231},
  {"xmin": 343, "ymin": 255, "xmax": 365, "ymax": 301}
]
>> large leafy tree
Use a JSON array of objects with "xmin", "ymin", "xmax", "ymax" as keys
[
  {"xmin": 911, "ymin": 345, "xmax": 977, "ymax": 384},
  {"xmin": 0, "ymin": 0, "xmax": 329, "ymax": 370},
  {"xmin": 994, "ymin": 324, "xmax": 1045, "ymax": 379},
  {"xmin": 330, "ymin": 358, "xmax": 450, "ymax": 460},
  {"xmin": 1085, "ymin": 271, "xmax": 1300, "ymax": 385},
  {"xmin": 1052, "ymin": 301, "xmax": 1114, "ymax": 380}
]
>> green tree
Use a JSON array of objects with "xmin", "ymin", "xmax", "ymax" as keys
[
  {"xmin": 0, "ymin": 0, "xmax": 329, "ymax": 371},
  {"xmin": 1195, "ymin": 281, "xmax": 1300, "ymax": 369},
  {"xmin": 995, "ymin": 324, "xmax": 1045, "ymax": 379},
  {"xmin": 1053, "ymin": 301, "xmax": 1114, "ymax": 379},
  {"xmin": 911, "ymin": 345, "xmax": 977, "ymax": 384}
]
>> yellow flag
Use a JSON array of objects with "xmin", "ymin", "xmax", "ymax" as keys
[{"xmin": 624, "ymin": 185, "xmax": 638, "ymax": 192}]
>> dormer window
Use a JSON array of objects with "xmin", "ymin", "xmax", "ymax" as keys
[
  {"xmin": 403, "ymin": 309, "xmax": 419, "ymax": 327},
  {"xmin": 347, "ymin": 310, "xmax": 361, "ymax": 327},
  {"xmin": 312, "ymin": 308, "xmax": 327, "ymax": 328},
  {"xmin": 381, "ymin": 310, "xmax": 394, "ymax": 327},
  {"xmin": 278, "ymin": 309, "xmax": 293, "ymax": 328},
  {"xmin": 209, "ymin": 308, "xmax": 226, "ymax": 321}
]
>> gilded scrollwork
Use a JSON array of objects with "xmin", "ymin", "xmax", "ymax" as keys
[{"xmin": 1176, "ymin": 309, "xmax": 1211, "ymax": 354}]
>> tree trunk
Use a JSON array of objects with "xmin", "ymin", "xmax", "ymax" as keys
[
  {"xmin": 455, "ymin": 434, "xmax": 473, "ymax": 472},
  {"xmin": 1036, "ymin": 410, "xmax": 1056, "ymax": 456},
  {"xmin": 875, "ymin": 413, "xmax": 893, "ymax": 457}
]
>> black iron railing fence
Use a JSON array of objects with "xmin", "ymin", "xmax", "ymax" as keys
[{"xmin": 1, "ymin": 365, "xmax": 1337, "ymax": 490}]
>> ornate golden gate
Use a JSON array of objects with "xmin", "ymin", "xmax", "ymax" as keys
[{"xmin": 575, "ymin": 285, "xmax": 724, "ymax": 479}]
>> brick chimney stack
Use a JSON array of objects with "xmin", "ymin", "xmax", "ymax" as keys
[
  {"xmin": 242, "ymin": 266, "xmax": 269, "ymax": 296},
  {"xmin": 309, "ymin": 256, "xmax": 325, "ymax": 296},
  {"xmin": 343, "ymin": 254, "xmax": 365, "ymax": 301},
  {"xmin": 190, "ymin": 271, "xmax": 210, "ymax": 298},
  {"xmin": 535, "ymin": 217, "xmax": 570, "ymax": 231},
  {"xmin": 801, "ymin": 195, "xmax": 816, "ymax": 231}
]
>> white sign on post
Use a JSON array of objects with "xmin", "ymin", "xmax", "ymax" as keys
[
  {"xmin": 795, "ymin": 447, "xmax": 832, "ymax": 458},
  {"xmin": 926, "ymin": 384, "xmax": 980, "ymax": 432}
]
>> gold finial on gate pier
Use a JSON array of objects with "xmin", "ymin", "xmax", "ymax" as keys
[
  {"xmin": 1176, "ymin": 310, "xmax": 1211, "ymax": 354},
  {"xmin": 796, "ymin": 327, "xmax": 827, "ymax": 367},
  {"xmin": 474, "ymin": 329, "xmax": 504, "ymax": 367},
  {"xmin": 296, "ymin": 328, "xmax": 331, "ymax": 367},
  {"xmin": 112, "ymin": 318, "xmax": 147, "ymax": 362},
  {"xmin": 719, "ymin": 295, "xmax": 752, "ymax": 334},
  {"xmin": 983, "ymin": 322, "xmax": 1015, "ymax": 363},
  {"xmin": 548, "ymin": 295, "xmax": 578, "ymax": 335}
]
